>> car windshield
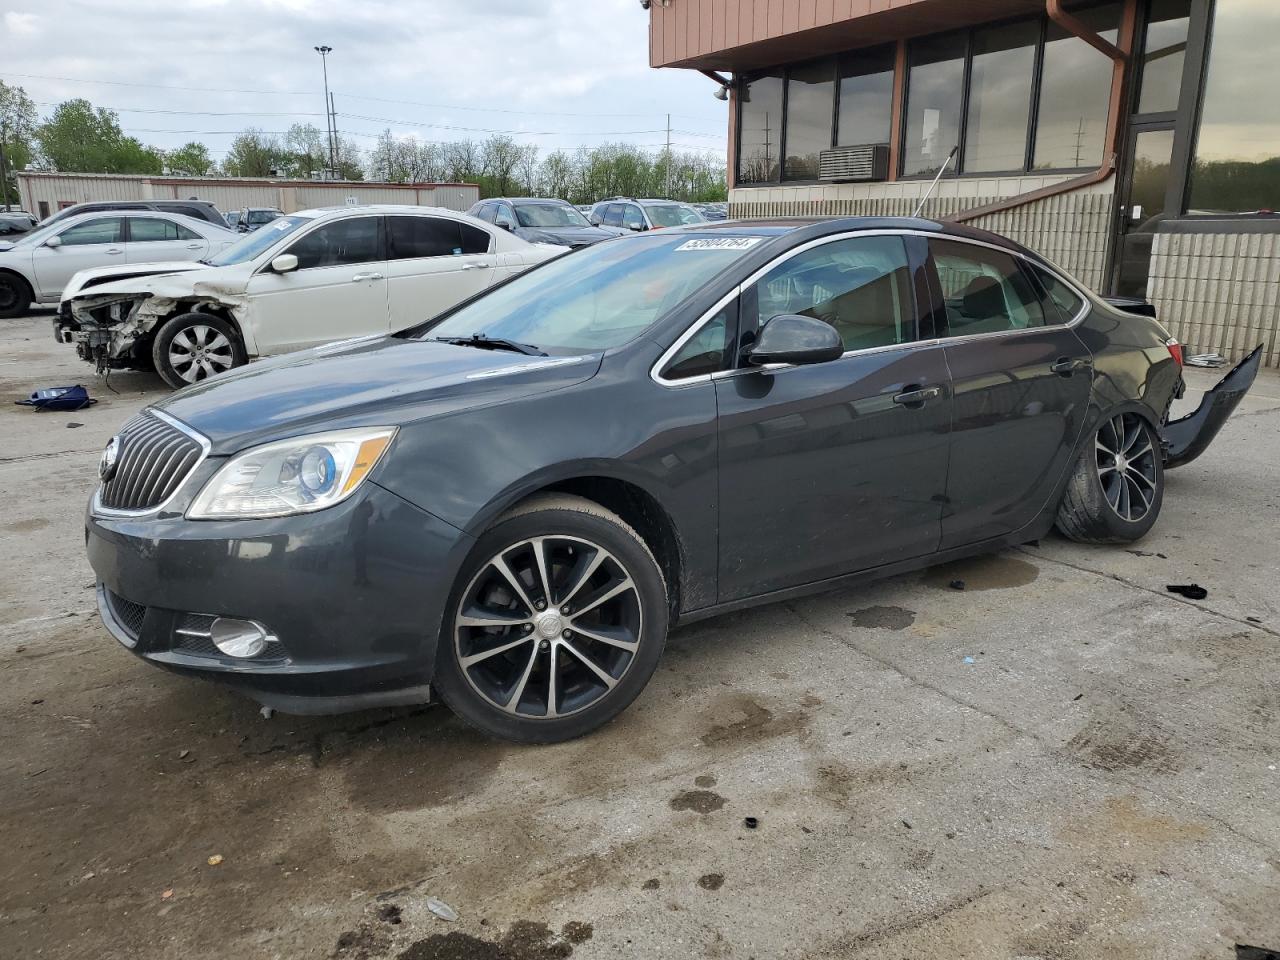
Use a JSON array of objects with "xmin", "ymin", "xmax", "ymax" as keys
[
  {"xmin": 206, "ymin": 215, "xmax": 311, "ymax": 266},
  {"xmin": 7, "ymin": 219, "xmax": 68, "ymax": 249},
  {"xmin": 646, "ymin": 204, "xmax": 705, "ymax": 228},
  {"xmin": 248, "ymin": 210, "xmax": 280, "ymax": 224},
  {"xmin": 420, "ymin": 233, "xmax": 762, "ymax": 353},
  {"xmin": 515, "ymin": 204, "xmax": 591, "ymax": 228}
]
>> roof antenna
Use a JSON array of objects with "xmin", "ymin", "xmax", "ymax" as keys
[{"xmin": 912, "ymin": 146, "xmax": 959, "ymax": 219}]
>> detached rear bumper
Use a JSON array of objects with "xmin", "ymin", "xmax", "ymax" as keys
[{"xmin": 1163, "ymin": 344, "xmax": 1263, "ymax": 469}]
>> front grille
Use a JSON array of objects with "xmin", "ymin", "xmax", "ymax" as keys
[
  {"xmin": 174, "ymin": 613, "xmax": 220, "ymax": 656},
  {"xmin": 98, "ymin": 411, "xmax": 205, "ymax": 512},
  {"xmin": 106, "ymin": 590, "xmax": 147, "ymax": 639}
]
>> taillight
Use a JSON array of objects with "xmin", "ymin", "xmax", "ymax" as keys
[{"xmin": 1165, "ymin": 338, "xmax": 1184, "ymax": 367}]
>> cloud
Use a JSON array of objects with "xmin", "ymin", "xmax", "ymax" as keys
[{"xmin": 4, "ymin": 11, "xmax": 40, "ymax": 35}]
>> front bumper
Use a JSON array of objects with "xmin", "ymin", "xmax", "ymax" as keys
[{"xmin": 87, "ymin": 481, "xmax": 473, "ymax": 714}]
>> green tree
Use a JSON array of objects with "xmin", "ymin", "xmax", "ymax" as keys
[
  {"xmin": 165, "ymin": 142, "xmax": 214, "ymax": 176},
  {"xmin": 37, "ymin": 99, "xmax": 162, "ymax": 174},
  {"xmin": 222, "ymin": 129, "xmax": 287, "ymax": 177},
  {"xmin": 0, "ymin": 81, "xmax": 39, "ymax": 207}
]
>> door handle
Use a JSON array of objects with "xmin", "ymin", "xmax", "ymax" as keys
[
  {"xmin": 185, "ymin": 242, "xmax": 203, "ymax": 249},
  {"xmin": 1050, "ymin": 357, "xmax": 1091, "ymax": 377},
  {"xmin": 350, "ymin": 272, "xmax": 384, "ymax": 282},
  {"xmin": 105, "ymin": 248, "xmax": 123, "ymax": 255},
  {"xmin": 461, "ymin": 262, "xmax": 492, "ymax": 271},
  {"xmin": 892, "ymin": 384, "xmax": 943, "ymax": 408}
]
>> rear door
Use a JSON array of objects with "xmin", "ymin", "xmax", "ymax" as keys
[
  {"xmin": 30, "ymin": 216, "xmax": 126, "ymax": 299},
  {"xmin": 244, "ymin": 215, "xmax": 388, "ymax": 354},
  {"xmin": 385, "ymin": 215, "xmax": 499, "ymax": 330},
  {"xmin": 123, "ymin": 215, "xmax": 209, "ymax": 265},
  {"xmin": 714, "ymin": 232, "xmax": 952, "ymax": 601},
  {"xmin": 927, "ymin": 237, "xmax": 1093, "ymax": 548}
]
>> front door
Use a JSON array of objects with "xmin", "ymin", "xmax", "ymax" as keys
[
  {"xmin": 1114, "ymin": 125, "xmax": 1177, "ymax": 298},
  {"xmin": 715, "ymin": 232, "xmax": 952, "ymax": 602},
  {"xmin": 244, "ymin": 215, "xmax": 388, "ymax": 354},
  {"xmin": 30, "ymin": 216, "xmax": 126, "ymax": 299},
  {"xmin": 927, "ymin": 238, "xmax": 1093, "ymax": 548}
]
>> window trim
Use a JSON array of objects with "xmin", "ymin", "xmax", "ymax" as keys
[{"xmin": 650, "ymin": 230, "xmax": 1089, "ymax": 388}]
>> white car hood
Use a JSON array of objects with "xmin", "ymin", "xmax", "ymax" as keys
[
  {"xmin": 68, "ymin": 260, "xmax": 255, "ymax": 303},
  {"xmin": 61, "ymin": 260, "xmax": 213, "ymax": 303}
]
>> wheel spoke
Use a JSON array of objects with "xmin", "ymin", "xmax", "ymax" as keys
[
  {"xmin": 560, "ymin": 549, "xmax": 606, "ymax": 608},
  {"xmin": 503, "ymin": 644, "xmax": 539, "ymax": 713},
  {"xmin": 1127, "ymin": 474, "xmax": 1152, "ymax": 511},
  {"xmin": 460, "ymin": 634, "xmax": 532, "ymax": 669},
  {"xmin": 531, "ymin": 537, "xmax": 554, "ymax": 605},
  {"xmin": 568, "ymin": 623, "xmax": 638, "ymax": 652},
  {"xmin": 172, "ymin": 331, "xmax": 197, "ymax": 353},
  {"xmin": 1128, "ymin": 467, "xmax": 1156, "ymax": 489},
  {"xmin": 491, "ymin": 553, "xmax": 537, "ymax": 616},
  {"xmin": 561, "ymin": 639, "xmax": 617, "ymax": 690},
  {"xmin": 458, "ymin": 608, "xmax": 530, "ymax": 629},
  {"xmin": 572, "ymin": 577, "xmax": 635, "ymax": 619},
  {"xmin": 207, "ymin": 332, "xmax": 231, "ymax": 352},
  {"xmin": 546, "ymin": 643, "xmax": 559, "ymax": 718},
  {"xmin": 1122, "ymin": 420, "xmax": 1143, "ymax": 454}
]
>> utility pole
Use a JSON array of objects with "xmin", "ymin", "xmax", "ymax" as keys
[
  {"xmin": 665, "ymin": 113, "xmax": 672, "ymax": 198},
  {"xmin": 0, "ymin": 121, "xmax": 10, "ymax": 211},
  {"xmin": 329, "ymin": 92, "xmax": 340, "ymax": 178},
  {"xmin": 314, "ymin": 45, "xmax": 336, "ymax": 178}
]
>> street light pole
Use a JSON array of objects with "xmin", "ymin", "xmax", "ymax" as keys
[{"xmin": 314, "ymin": 45, "xmax": 336, "ymax": 178}]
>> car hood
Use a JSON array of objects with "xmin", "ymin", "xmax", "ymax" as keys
[
  {"xmin": 68, "ymin": 261, "xmax": 253, "ymax": 303},
  {"xmin": 61, "ymin": 261, "xmax": 211, "ymax": 302},
  {"xmin": 154, "ymin": 335, "xmax": 603, "ymax": 453},
  {"xmin": 516, "ymin": 225, "xmax": 618, "ymax": 245}
]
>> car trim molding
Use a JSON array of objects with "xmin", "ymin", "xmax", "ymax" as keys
[
  {"xmin": 89, "ymin": 409, "xmax": 212, "ymax": 520},
  {"xmin": 650, "ymin": 228, "xmax": 1090, "ymax": 388}
]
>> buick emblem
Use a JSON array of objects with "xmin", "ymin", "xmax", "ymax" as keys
[{"xmin": 99, "ymin": 437, "xmax": 120, "ymax": 482}]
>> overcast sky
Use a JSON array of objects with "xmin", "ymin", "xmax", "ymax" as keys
[{"xmin": 0, "ymin": 0, "xmax": 728, "ymax": 162}]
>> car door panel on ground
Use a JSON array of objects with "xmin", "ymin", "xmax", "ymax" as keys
[
  {"xmin": 928, "ymin": 238, "xmax": 1094, "ymax": 549},
  {"xmin": 385, "ymin": 215, "xmax": 499, "ymax": 330},
  {"xmin": 31, "ymin": 217, "xmax": 125, "ymax": 298},
  {"xmin": 714, "ymin": 233, "xmax": 952, "ymax": 602},
  {"xmin": 244, "ymin": 215, "xmax": 388, "ymax": 354},
  {"xmin": 122, "ymin": 216, "xmax": 209, "ymax": 265}
]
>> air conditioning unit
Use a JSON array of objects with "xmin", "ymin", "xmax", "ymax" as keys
[{"xmin": 818, "ymin": 144, "xmax": 890, "ymax": 183}]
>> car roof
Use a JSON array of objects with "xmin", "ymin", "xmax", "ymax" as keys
[
  {"xmin": 292, "ymin": 204, "xmax": 478, "ymax": 219},
  {"xmin": 45, "ymin": 209, "xmax": 221, "ymax": 230},
  {"xmin": 668, "ymin": 215, "xmax": 1031, "ymax": 253}
]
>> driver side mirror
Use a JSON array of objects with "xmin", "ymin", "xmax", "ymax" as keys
[
  {"xmin": 44, "ymin": 235, "xmax": 62, "ymax": 249},
  {"xmin": 270, "ymin": 253, "xmax": 299, "ymax": 274},
  {"xmin": 747, "ymin": 314, "xmax": 844, "ymax": 367},
  {"xmin": 495, "ymin": 217, "xmax": 514, "ymax": 231},
  {"xmin": 627, "ymin": 222, "xmax": 645, "ymax": 232}
]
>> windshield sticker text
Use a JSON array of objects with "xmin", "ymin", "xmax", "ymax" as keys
[{"xmin": 675, "ymin": 238, "xmax": 763, "ymax": 252}]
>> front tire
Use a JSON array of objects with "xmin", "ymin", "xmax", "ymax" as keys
[
  {"xmin": 0, "ymin": 272, "xmax": 33, "ymax": 319},
  {"xmin": 433, "ymin": 495, "xmax": 668, "ymax": 743},
  {"xmin": 1056, "ymin": 412, "xmax": 1164, "ymax": 544},
  {"xmin": 151, "ymin": 313, "xmax": 245, "ymax": 389}
]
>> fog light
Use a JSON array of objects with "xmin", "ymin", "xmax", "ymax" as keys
[{"xmin": 210, "ymin": 618, "xmax": 274, "ymax": 658}]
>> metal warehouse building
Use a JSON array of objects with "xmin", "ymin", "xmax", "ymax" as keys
[
  {"xmin": 15, "ymin": 172, "xmax": 480, "ymax": 221},
  {"xmin": 650, "ymin": 0, "xmax": 1280, "ymax": 366}
]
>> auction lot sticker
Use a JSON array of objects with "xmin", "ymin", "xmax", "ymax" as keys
[{"xmin": 675, "ymin": 237, "xmax": 764, "ymax": 251}]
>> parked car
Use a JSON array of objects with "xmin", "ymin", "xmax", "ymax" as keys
[
  {"xmin": 236, "ymin": 207, "xmax": 284, "ymax": 232},
  {"xmin": 694, "ymin": 202, "xmax": 729, "ymax": 221},
  {"xmin": 41, "ymin": 200, "xmax": 226, "ymax": 229},
  {"xmin": 0, "ymin": 211, "xmax": 39, "ymax": 236},
  {"xmin": 588, "ymin": 197, "xmax": 706, "ymax": 232},
  {"xmin": 60, "ymin": 205, "xmax": 562, "ymax": 386},
  {"xmin": 224, "ymin": 210, "xmax": 242, "ymax": 231},
  {"xmin": 0, "ymin": 211, "xmax": 236, "ymax": 318},
  {"xmin": 575, "ymin": 204, "xmax": 594, "ymax": 218},
  {"xmin": 468, "ymin": 197, "xmax": 624, "ymax": 248},
  {"xmin": 83, "ymin": 216, "xmax": 1261, "ymax": 741}
]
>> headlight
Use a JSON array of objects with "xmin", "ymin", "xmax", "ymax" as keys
[{"xmin": 188, "ymin": 427, "xmax": 396, "ymax": 519}]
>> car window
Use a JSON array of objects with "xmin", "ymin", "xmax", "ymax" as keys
[
  {"xmin": 646, "ymin": 204, "xmax": 704, "ymax": 228},
  {"xmin": 474, "ymin": 204, "xmax": 495, "ymax": 223},
  {"xmin": 749, "ymin": 235, "xmax": 916, "ymax": 352},
  {"xmin": 622, "ymin": 205, "xmax": 646, "ymax": 230},
  {"xmin": 388, "ymin": 215, "xmax": 489, "ymax": 259},
  {"xmin": 129, "ymin": 218, "xmax": 200, "ymax": 242},
  {"xmin": 515, "ymin": 204, "xmax": 590, "ymax": 228},
  {"xmin": 931, "ymin": 240, "xmax": 1046, "ymax": 335},
  {"xmin": 495, "ymin": 204, "xmax": 516, "ymax": 226},
  {"xmin": 661, "ymin": 304, "xmax": 734, "ymax": 380},
  {"xmin": 287, "ymin": 216, "xmax": 383, "ymax": 269},
  {"xmin": 1026, "ymin": 263, "xmax": 1085, "ymax": 324},
  {"xmin": 249, "ymin": 210, "xmax": 281, "ymax": 225},
  {"xmin": 57, "ymin": 218, "xmax": 124, "ymax": 246},
  {"xmin": 603, "ymin": 204, "xmax": 624, "ymax": 228}
]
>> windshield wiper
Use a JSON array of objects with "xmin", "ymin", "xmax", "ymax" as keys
[{"xmin": 428, "ymin": 334, "xmax": 546, "ymax": 357}]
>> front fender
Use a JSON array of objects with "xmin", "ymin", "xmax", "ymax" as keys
[{"xmin": 1162, "ymin": 345, "xmax": 1262, "ymax": 470}]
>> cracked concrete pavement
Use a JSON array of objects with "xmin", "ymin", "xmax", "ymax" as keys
[{"xmin": 2, "ymin": 310, "xmax": 1279, "ymax": 960}]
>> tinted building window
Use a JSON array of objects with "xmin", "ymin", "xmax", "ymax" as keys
[
  {"xmin": 739, "ymin": 70, "xmax": 784, "ymax": 184},
  {"xmin": 1035, "ymin": 3, "xmax": 1121, "ymax": 169},
  {"xmin": 837, "ymin": 45, "xmax": 895, "ymax": 147},
  {"xmin": 904, "ymin": 35, "xmax": 965, "ymax": 177},
  {"xmin": 1137, "ymin": 0, "xmax": 1191, "ymax": 115},
  {"xmin": 1189, "ymin": 0, "xmax": 1280, "ymax": 213},
  {"xmin": 784, "ymin": 59, "xmax": 835, "ymax": 180},
  {"xmin": 964, "ymin": 21, "xmax": 1038, "ymax": 173}
]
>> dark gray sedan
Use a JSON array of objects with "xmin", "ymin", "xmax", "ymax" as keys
[{"xmin": 86, "ymin": 217, "xmax": 1258, "ymax": 742}]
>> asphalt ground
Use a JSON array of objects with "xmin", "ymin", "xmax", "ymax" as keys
[{"xmin": 3, "ymin": 308, "xmax": 1279, "ymax": 960}]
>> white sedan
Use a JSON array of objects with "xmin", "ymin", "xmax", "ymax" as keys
[
  {"xmin": 0, "ymin": 211, "xmax": 236, "ymax": 317},
  {"xmin": 58, "ymin": 205, "xmax": 567, "ymax": 387}
]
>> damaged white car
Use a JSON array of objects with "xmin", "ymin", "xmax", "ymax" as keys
[{"xmin": 57, "ymin": 205, "xmax": 567, "ymax": 388}]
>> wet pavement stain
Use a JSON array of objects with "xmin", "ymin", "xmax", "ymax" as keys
[
  {"xmin": 699, "ymin": 693, "xmax": 810, "ymax": 747},
  {"xmin": 397, "ymin": 920, "xmax": 589, "ymax": 960},
  {"xmin": 2, "ymin": 517, "xmax": 48, "ymax": 534},
  {"xmin": 698, "ymin": 873, "xmax": 725, "ymax": 891},
  {"xmin": 670, "ymin": 789, "xmax": 726, "ymax": 814},
  {"xmin": 847, "ymin": 605, "xmax": 917, "ymax": 630},
  {"xmin": 923, "ymin": 555, "xmax": 1040, "ymax": 592},
  {"xmin": 694, "ymin": 774, "xmax": 717, "ymax": 788}
]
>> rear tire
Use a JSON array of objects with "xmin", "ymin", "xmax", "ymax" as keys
[
  {"xmin": 0, "ymin": 272, "xmax": 33, "ymax": 319},
  {"xmin": 152, "ymin": 313, "xmax": 245, "ymax": 389},
  {"xmin": 433, "ymin": 494, "xmax": 668, "ymax": 743},
  {"xmin": 1056, "ymin": 412, "xmax": 1164, "ymax": 544}
]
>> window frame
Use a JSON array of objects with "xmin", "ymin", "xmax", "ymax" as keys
[
  {"xmin": 651, "ymin": 229, "xmax": 1090, "ymax": 388},
  {"xmin": 925, "ymin": 237, "xmax": 1052, "ymax": 337},
  {"xmin": 282, "ymin": 214, "xmax": 386, "ymax": 271},
  {"xmin": 124, "ymin": 216, "xmax": 201, "ymax": 243},
  {"xmin": 55, "ymin": 216, "xmax": 126, "ymax": 247}
]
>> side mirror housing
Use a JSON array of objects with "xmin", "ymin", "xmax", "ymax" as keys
[
  {"xmin": 627, "ymin": 222, "xmax": 645, "ymax": 232},
  {"xmin": 44, "ymin": 234, "xmax": 63, "ymax": 249},
  {"xmin": 270, "ymin": 253, "xmax": 299, "ymax": 274},
  {"xmin": 747, "ymin": 314, "xmax": 844, "ymax": 367}
]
